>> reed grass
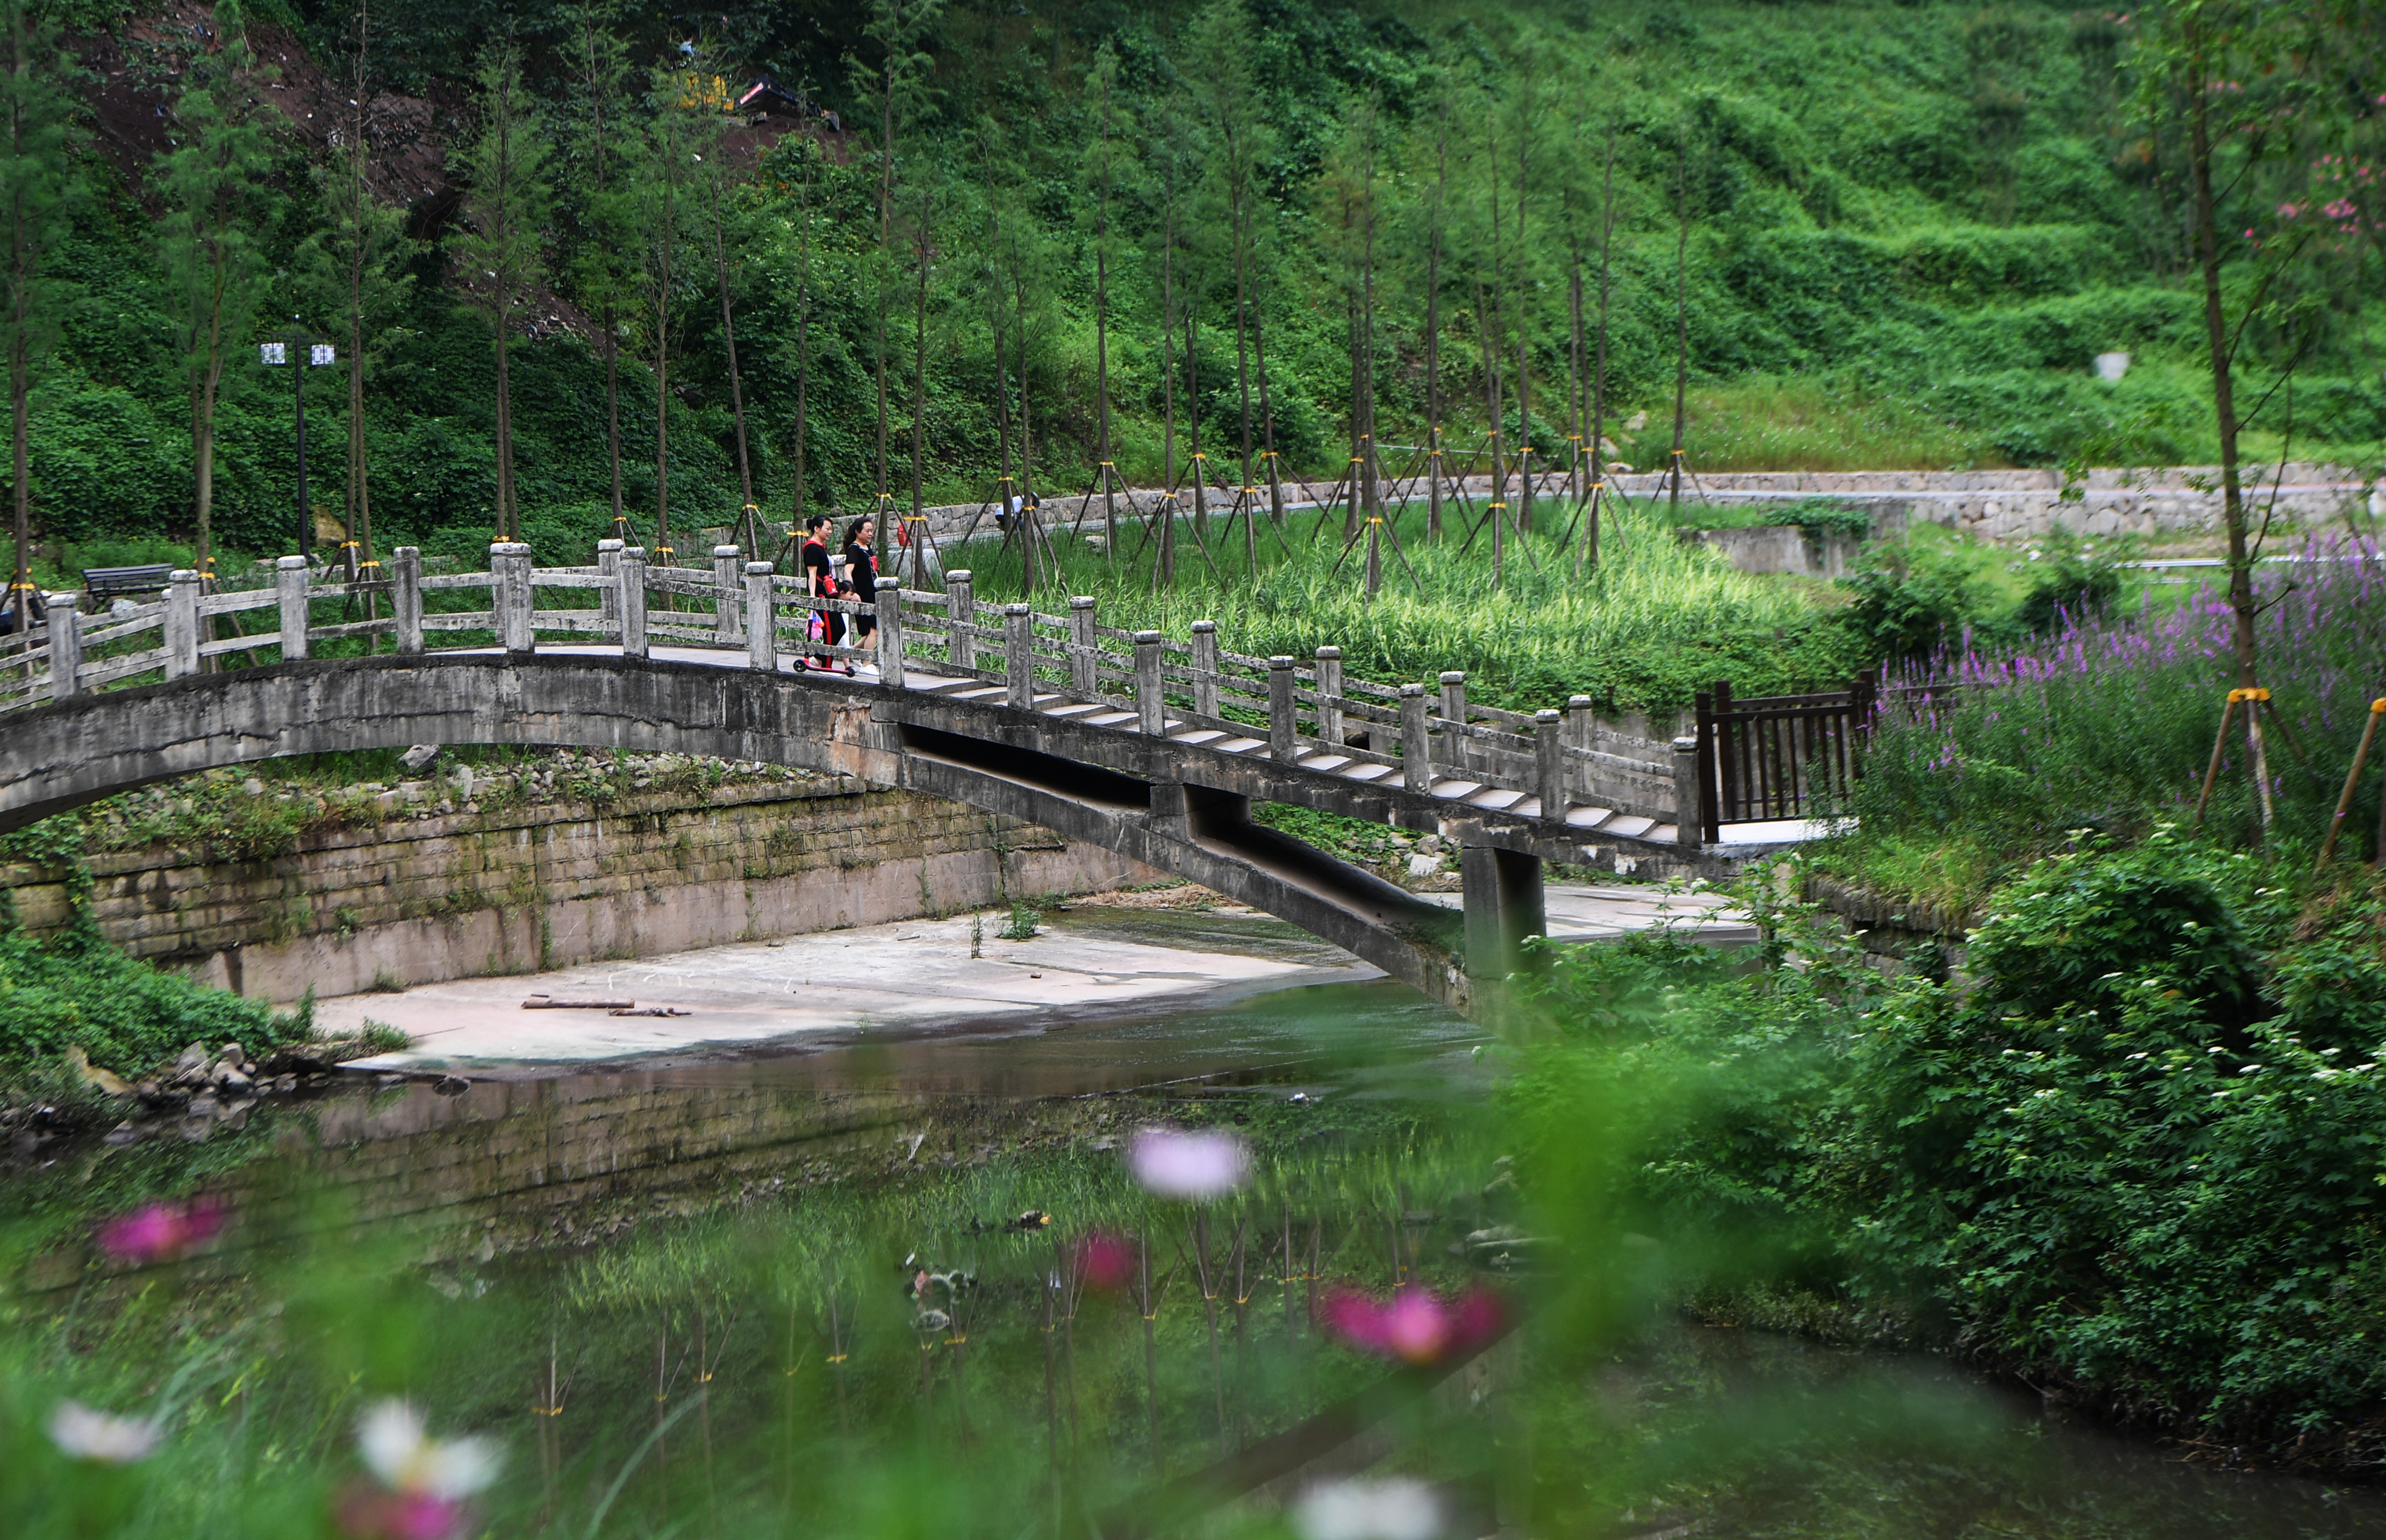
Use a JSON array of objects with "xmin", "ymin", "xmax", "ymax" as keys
[{"xmin": 942, "ymin": 493, "xmax": 1855, "ymax": 713}]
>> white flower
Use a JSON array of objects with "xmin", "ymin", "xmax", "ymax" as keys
[
  {"xmin": 1292, "ymin": 1476, "xmax": 1445, "ymax": 1540},
  {"xmin": 48, "ymin": 1400, "xmax": 161, "ymax": 1464},
  {"xmin": 1126, "ymin": 1127, "xmax": 1250, "ymax": 1200},
  {"xmin": 357, "ymin": 1399, "xmax": 502, "ymax": 1499}
]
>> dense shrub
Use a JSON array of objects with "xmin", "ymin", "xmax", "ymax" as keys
[
  {"xmin": 1517, "ymin": 839, "xmax": 2386, "ymax": 1452},
  {"xmin": 0, "ymin": 924, "xmax": 310, "ymax": 1079}
]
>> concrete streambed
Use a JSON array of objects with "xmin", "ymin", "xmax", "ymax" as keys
[{"xmin": 318, "ymin": 885, "xmax": 1752, "ymax": 1072}]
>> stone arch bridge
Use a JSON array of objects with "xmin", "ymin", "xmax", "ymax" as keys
[{"xmin": 0, "ymin": 544, "xmax": 1773, "ymax": 1020}]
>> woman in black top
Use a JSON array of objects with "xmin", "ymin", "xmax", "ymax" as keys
[
  {"xmin": 843, "ymin": 516, "xmax": 879, "ymax": 656},
  {"xmin": 799, "ymin": 512, "xmax": 840, "ymax": 671}
]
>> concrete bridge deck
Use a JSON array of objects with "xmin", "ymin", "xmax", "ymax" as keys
[{"xmin": 0, "ymin": 544, "xmax": 1807, "ymax": 1023}]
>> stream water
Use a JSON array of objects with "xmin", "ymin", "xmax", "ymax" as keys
[{"xmin": 37, "ymin": 910, "xmax": 2386, "ymax": 1535}]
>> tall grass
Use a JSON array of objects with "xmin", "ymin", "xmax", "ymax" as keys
[
  {"xmin": 944, "ymin": 496, "xmax": 1856, "ymax": 713},
  {"xmin": 1674, "ymin": 376, "xmax": 1998, "ymax": 472},
  {"xmin": 1839, "ymin": 536, "xmax": 2386, "ymax": 902}
]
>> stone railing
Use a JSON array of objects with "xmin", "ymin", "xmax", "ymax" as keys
[{"xmin": 0, "ymin": 541, "xmax": 1684, "ymax": 837}]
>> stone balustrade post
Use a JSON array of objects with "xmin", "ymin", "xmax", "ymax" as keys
[
  {"xmin": 1069, "ymin": 596, "xmax": 1099, "ymax": 697},
  {"xmin": 1268, "ymin": 656, "xmax": 1298, "ymax": 762},
  {"xmin": 745, "ymin": 562, "xmax": 776, "ymax": 672},
  {"xmin": 1673, "ymin": 734, "xmax": 1704, "ymax": 850},
  {"xmin": 1135, "ymin": 632, "xmax": 1165, "ymax": 735},
  {"xmin": 1568, "ymin": 694, "xmax": 1594, "ymax": 754},
  {"xmin": 944, "ymin": 570, "xmax": 975, "ymax": 672},
  {"xmin": 1191, "ymin": 620, "xmax": 1219, "ymax": 719},
  {"xmin": 165, "ymin": 570, "xmax": 200, "ymax": 679},
  {"xmin": 619, "ymin": 548, "xmax": 649, "ymax": 659},
  {"xmin": 277, "ymin": 555, "xmax": 311, "ymax": 661},
  {"xmin": 1401, "ymin": 684, "xmax": 1430, "ymax": 793},
  {"xmin": 492, "ymin": 542, "xmax": 534, "ymax": 654},
  {"xmin": 394, "ymin": 548, "xmax": 424, "ymax": 655},
  {"xmin": 1439, "ymin": 670, "xmax": 1471, "ymax": 775},
  {"xmin": 596, "ymin": 539, "xmax": 623, "ymax": 636},
  {"xmin": 713, "ymin": 545, "xmax": 743, "ymax": 644},
  {"xmin": 1315, "ymin": 646, "xmax": 1344, "ymax": 746},
  {"xmin": 876, "ymin": 575, "xmax": 906, "ymax": 688},
  {"xmin": 47, "ymin": 605, "xmax": 80, "ymax": 700},
  {"xmin": 1536, "ymin": 709, "xmax": 1565, "ymax": 815},
  {"xmin": 1004, "ymin": 603, "xmax": 1034, "ymax": 709}
]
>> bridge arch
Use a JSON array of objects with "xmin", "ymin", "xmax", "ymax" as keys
[{"xmin": 2, "ymin": 655, "xmax": 1478, "ymax": 1013}]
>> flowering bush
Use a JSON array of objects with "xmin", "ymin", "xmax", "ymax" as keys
[{"xmin": 1846, "ymin": 538, "xmax": 2386, "ymax": 886}]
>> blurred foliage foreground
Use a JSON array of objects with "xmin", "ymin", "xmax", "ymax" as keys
[{"xmin": 10, "ymin": 833, "xmax": 2386, "ymax": 1536}]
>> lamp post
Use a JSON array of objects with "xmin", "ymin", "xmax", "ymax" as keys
[{"xmin": 259, "ymin": 322, "xmax": 338, "ymax": 562}]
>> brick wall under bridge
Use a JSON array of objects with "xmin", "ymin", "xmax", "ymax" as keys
[{"xmin": 0, "ymin": 775, "xmax": 1160, "ymax": 1002}]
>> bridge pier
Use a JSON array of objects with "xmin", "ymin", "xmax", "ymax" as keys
[
  {"xmin": 1461, "ymin": 842, "xmax": 1546, "ymax": 981},
  {"xmin": 1149, "ymin": 779, "xmax": 1248, "ymax": 843}
]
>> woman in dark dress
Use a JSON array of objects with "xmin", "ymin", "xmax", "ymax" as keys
[
  {"xmin": 799, "ymin": 512, "xmax": 840, "ymax": 670},
  {"xmin": 843, "ymin": 516, "xmax": 879, "ymax": 660}
]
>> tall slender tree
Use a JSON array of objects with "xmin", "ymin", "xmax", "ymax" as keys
[
  {"xmin": 1667, "ymin": 128, "xmax": 1692, "ymax": 514},
  {"xmin": 1583, "ymin": 126, "xmax": 1617, "ymax": 576},
  {"xmin": 454, "ymin": 36, "xmax": 552, "ymax": 543},
  {"xmin": 1510, "ymin": 66, "xmax": 1537, "ymax": 534},
  {"xmin": 1419, "ymin": 83, "xmax": 1453, "ymax": 541},
  {"xmin": 2138, "ymin": 0, "xmax": 2335, "ymax": 691},
  {"xmin": 682, "ymin": 48, "xmax": 758, "ymax": 549},
  {"xmin": 1084, "ymin": 45, "xmax": 1120, "ymax": 564},
  {"xmin": 298, "ymin": 0, "xmax": 415, "ymax": 587},
  {"xmin": 157, "ymin": 0, "xmax": 271, "ymax": 570},
  {"xmin": 559, "ymin": 4, "xmax": 639, "ymax": 538},
  {"xmin": 1189, "ymin": 1, "xmax": 1266, "ymax": 570},
  {"xmin": 859, "ymin": 0, "xmax": 941, "ymax": 561},
  {"xmin": 639, "ymin": 59, "xmax": 696, "ymax": 559},
  {"xmin": 787, "ymin": 132, "xmax": 819, "ymax": 528},
  {"xmin": 0, "ymin": 0, "xmax": 73, "ymax": 630}
]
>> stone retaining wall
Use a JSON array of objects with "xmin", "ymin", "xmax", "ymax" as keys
[
  {"xmin": 1806, "ymin": 874, "xmax": 1976, "ymax": 978},
  {"xmin": 0, "ymin": 778, "xmax": 1156, "ymax": 1004},
  {"xmin": 865, "ymin": 464, "xmax": 2375, "ymax": 558}
]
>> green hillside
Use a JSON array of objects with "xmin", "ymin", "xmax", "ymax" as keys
[{"xmin": 18, "ymin": 0, "xmax": 2385, "ymax": 568}]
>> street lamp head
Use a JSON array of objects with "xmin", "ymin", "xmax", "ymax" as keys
[{"xmin": 259, "ymin": 342, "xmax": 286, "ymax": 365}]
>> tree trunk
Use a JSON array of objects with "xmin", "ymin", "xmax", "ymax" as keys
[
  {"xmin": 709, "ymin": 171, "xmax": 754, "ymax": 533},
  {"xmin": 494, "ymin": 317, "xmax": 514, "ymax": 541},
  {"xmin": 1669, "ymin": 141, "xmax": 1690, "ymax": 515},
  {"xmin": 1425, "ymin": 121, "xmax": 1445, "ymax": 542},
  {"xmin": 792, "ymin": 160, "xmax": 811, "ymax": 526},
  {"xmin": 2187, "ymin": 38, "xmax": 2257, "ymax": 687},
  {"xmin": 909, "ymin": 186, "xmax": 931, "ymax": 573},
  {"xmin": 1589, "ymin": 129, "xmax": 1615, "ymax": 572},
  {"xmin": 10, "ymin": 186, "xmax": 29, "ymax": 630},
  {"xmin": 875, "ymin": 73, "xmax": 895, "ymax": 537}
]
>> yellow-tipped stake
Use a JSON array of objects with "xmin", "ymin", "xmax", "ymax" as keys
[
  {"xmin": 2193, "ymin": 688, "xmax": 2259, "ymax": 829},
  {"xmin": 2317, "ymin": 698, "xmax": 2386, "ymax": 871}
]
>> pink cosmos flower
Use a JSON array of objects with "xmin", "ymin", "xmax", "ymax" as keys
[
  {"xmin": 95, "ymin": 1197, "xmax": 227, "ymax": 1264},
  {"xmin": 1125, "ymin": 1128, "xmax": 1249, "ymax": 1200},
  {"xmin": 1321, "ymin": 1285, "xmax": 1503, "ymax": 1366},
  {"xmin": 1073, "ymin": 1229, "xmax": 1137, "ymax": 1291},
  {"xmin": 336, "ymin": 1486, "xmax": 471, "ymax": 1540},
  {"xmin": 335, "ymin": 1400, "xmax": 500, "ymax": 1540}
]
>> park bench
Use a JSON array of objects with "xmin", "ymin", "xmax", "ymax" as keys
[{"xmin": 81, "ymin": 564, "xmax": 177, "ymax": 610}]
